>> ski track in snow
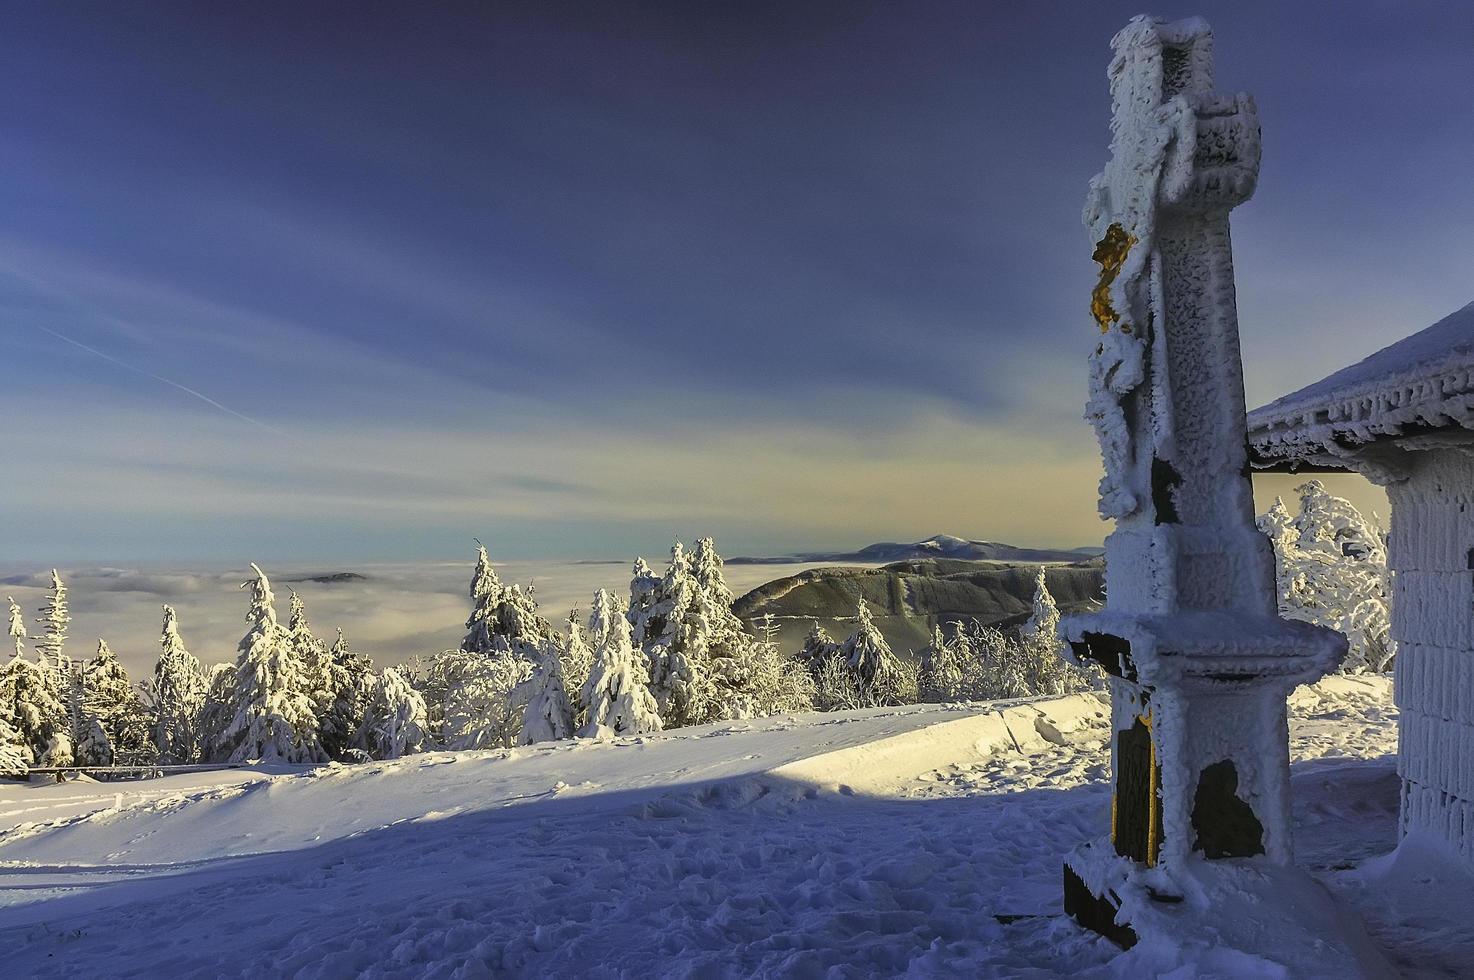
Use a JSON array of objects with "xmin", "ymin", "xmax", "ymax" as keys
[{"xmin": 0, "ymin": 676, "xmax": 1464, "ymax": 978}]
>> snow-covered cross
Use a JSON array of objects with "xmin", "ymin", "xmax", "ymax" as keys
[{"xmin": 1059, "ymin": 16, "xmax": 1345, "ymax": 947}]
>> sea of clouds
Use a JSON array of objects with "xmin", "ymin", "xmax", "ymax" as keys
[{"xmin": 0, "ymin": 559, "xmax": 849, "ymax": 679}]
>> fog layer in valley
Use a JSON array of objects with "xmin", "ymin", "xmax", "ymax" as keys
[{"xmin": 0, "ymin": 559, "xmax": 869, "ymax": 678}]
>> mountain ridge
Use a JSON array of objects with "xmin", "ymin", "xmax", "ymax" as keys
[{"xmin": 728, "ymin": 534, "xmax": 1100, "ymax": 565}]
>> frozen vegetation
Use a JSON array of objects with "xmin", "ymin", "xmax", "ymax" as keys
[{"xmin": 0, "ymin": 487, "xmax": 1391, "ymax": 774}]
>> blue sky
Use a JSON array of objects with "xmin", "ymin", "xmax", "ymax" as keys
[{"xmin": 2, "ymin": 2, "xmax": 1470, "ymax": 561}]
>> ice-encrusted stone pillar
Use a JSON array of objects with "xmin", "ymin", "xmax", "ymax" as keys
[{"xmin": 1059, "ymin": 16, "xmax": 1344, "ymax": 946}]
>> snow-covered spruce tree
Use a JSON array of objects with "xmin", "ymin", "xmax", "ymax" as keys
[
  {"xmin": 626, "ymin": 558, "xmax": 662, "ymax": 648},
  {"xmin": 1257, "ymin": 484, "xmax": 1393, "ymax": 672},
  {"xmin": 1023, "ymin": 567, "xmax": 1061, "ymax": 647},
  {"xmin": 153, "ymin": 605, "xmax": 207, "ymax": 765},
  {"xmin": 74, "ymin": 713, "xmax": 112, "ymax": 767},
  {"xmin": 31, "ymin": 572, "xmax": 75, "ymax": 750},
  {"xmin": 196, "ymin": 662, "xmax": 238, "ymax": 763},
  {"xmin": 645, "ymin": 537, "xmax": 779, "ymax": 726},
  {"xmin": 560, "ymin": 609, "xmax": 593, "ymax": 732},
  {"xmin": 755, "ymin": 613, "xmax": 780, "ymax": 649},
  {"xmin": 580, "ymin": 589, "xmax": 662, "ymax": 738},
  {"xmin": 34, "ymin": 569, "xmax": 69, "ymax": 668},
  {"xmin": 639, "ymin": 537, "xmax": 812, "ymax": 726},
  {"xmin": 0, "ymin": 653, "xmax": 69, "ymax": 765},
  {"xmin": 797, "ymin": 621, "xmax": 838, "ymax": 671},
  {"xmin": 919, "ymin": 624, "xmax": 964, "ymax": 702},
  {"xmin": 460, "ymin": 545, "xmax": 554, "ymax": 660},
  {"xmin": 643, "ymin": 542, "xmax": 704, "ymax": 725},
  {"xmin": 320, "ymin": 629, "xmax": 374, "ymax": 761},
  {"xmin": 461, "ymin": 543, "xmax": 505, "ymax": 655},
  {"xmin": 286, "ymin": 592, "xmax": 335, "ymax": 728},
  {"xmin": 494, "ymin": 584, "xmax": 555, "ymax": 649},
  {"xmin": 431, "ymin": 550, "xmax": 558, "ymax": 748},
  {"xmin": 0, "ymin": 605, "xmax": 31, "ymax": 772},
  {"xmin": 0, "ymin": 714, "xmax": 28, "ymax": 776},
  {"xmin": 815, "ymin": 652, "xmax": 918, "ymax": 712},
  {"xmin": 224, "ymin": 564, "xmax": 325, "ymax": 763},
  {"xmin": 836, "ymin": 600, "xmax": 907, "ymax": 701},
  {"xmin": 7, "ymin": 597, "xmax": 26, "ymax": 659},
  {"xmin": 519, "ymin": 638, "xmax": 575, "ymax": 744},
  {"xmin": 1018, "ymin": 567, "xmax": 1079, "ymax": 696},
  {"xmin": 361, "ymin": 666, "xmax": 427, "ymax": 760},
  {"xmin": 83, "ymin": 639, "xmax": 156, "ymax": 766},
  {"xmin": 689, "ymin": 537, "xmax": 734, "ymax": 609}
]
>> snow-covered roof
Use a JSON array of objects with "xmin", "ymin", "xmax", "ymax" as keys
[{"xmin": 1247, "ymin": 300, "xmax": 1474, "ymax": 472}]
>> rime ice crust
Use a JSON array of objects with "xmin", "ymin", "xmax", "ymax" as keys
[
  {"xmin": 1248, "ymin": 300, "xmax": 1474, "ymax": 483},
  {"xmin": 1082, "ymin": 15, "xmax": 1260, "ymax": 521}
]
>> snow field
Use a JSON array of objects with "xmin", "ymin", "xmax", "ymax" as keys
[{"xmin": 0, "ymin": 675, "xmax": 1464, "ymax": 977}]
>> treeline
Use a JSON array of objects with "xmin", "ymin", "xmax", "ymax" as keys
[
  {"xmin": 0, "ymin": 481, "xmax": 1384, "ymax": 775},
  {"xmin": 0, "ymin": 537, "xmax": 1096, "ymax": 774}
]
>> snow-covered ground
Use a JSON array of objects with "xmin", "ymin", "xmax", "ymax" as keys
[{"xmin": 0, "ymin": 674, "xmax": 1464, "ymax": 977}]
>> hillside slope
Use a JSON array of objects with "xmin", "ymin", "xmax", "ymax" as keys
[{"xmin": 734, "ymin": 557, "xmax": 1105, "ymax": 655}]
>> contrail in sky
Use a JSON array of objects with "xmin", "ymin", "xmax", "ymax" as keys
[{"xmin": 35, "ymin": 325, "xmax": 299, "ymax": 443}]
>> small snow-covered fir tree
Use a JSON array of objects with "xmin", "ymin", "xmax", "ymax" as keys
[
  {"xmin": 320, "ymin": 629, "xmax": 375, "ymax": 761},
  {"xmin": 0, "ymin": 654, "xmax": 68, "ymax": 764},
  {"xmin": 1019, "ymin": 568, "xmax": 1076, "ymax": 696},
  {"xmin": 644, "ymin": 542, "xmax": 703, "ymax": 725},
  {"xmin": 39, "ymin": 732, "xmax": 73, "ymax": 767},
  {"xmin": 493, "ymin": 584, "xmax": 555, "ymax": 650},
  {"xmin": 638, "ymin": 537, "xmax": 810, "ymax": 727},
  {"xmin": 361, "ymin": 667, "xmax": 427, "ymax": 760},
  {"xmin": 74, "ymin": 713, "xmax": 113, "ymax": 767},
  {"xmin": 797, "ymin": 621, "xmax": 838, "ymax": 670},
  {"xmin": 626, "ymin": 558, "xmax": 662, "ymax": 648},
  {"xmin": 689, "ymin": 537, "xmax": 733, "ymax": 609},
  {"xmin": 7, "ymin": 597, "xmax": 26, "ymax": 659},
  {"xmin": 462, "ymin": 543, "xmax": 505, "ymax": 654},
  {"xmin": 839, "ymin": 600, "xmax": 904, "ymax": 693},
  {"xmin": 83, "ymin": 639, "xmax": 155, "ymax": 766},
  {"xmin": 0, "ymin": 715, "xmax": 28, "ymax": 776},
  {"xmin": 224, "ymin": 564, "xmax": 326, "ymax": 763},
  {"xmin": 560, "ymin": 609, "xmax": 593, "ymax": 731},
  {"xmin": 1258, "ymin": 496, "xmax": 1298, "ymax": 601},
  {"xmin": 919, "ymin": 624, "xmax": 964, "ymax": 701},
  {"xmin": 580, "ymin": 589, "xmax": 662, "ymax": 738},
  {"xmin": 1023, "ymin": 568, "xmax": 1061, "ymax": 646},
  {"xmin": 153, "ymin": 605, "xmax": 207, "ymax": 764},
  {"xmin": 34, "ymin": 570, "xmax": 69, "ymax": 668},
  {"xmin": 459, "ymin": 545, "xmax": 554, "ymax": 658},
  {"xmin": 816, "ymin": 600, "xmax": 915, "ymax": 709},
  {"xmin": 519, "ymin": 639, "xmax": 575, "ymax": 744},
  {"xmin": 197, "ymin": 662, "xmax": 238, "ymax": 763},
  {"xmin": 286, "ymin": 591, "xmax": 334, "ymax": 726}
]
